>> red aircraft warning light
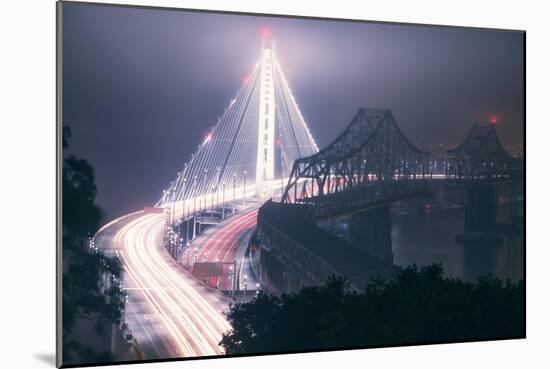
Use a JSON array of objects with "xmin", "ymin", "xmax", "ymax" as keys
[
  {"xmin": 490, "ymin": 116, "xmax": 497, "ymax": 125},
  {"xmin": 261, "ymin": 27, "xmax": 272, "ymax": 38},
  {"xmin": 204, "ymin": 131, "xmax": 213, "ymax": 144}
]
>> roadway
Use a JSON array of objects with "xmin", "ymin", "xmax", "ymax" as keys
[
  {"xmin": 94, "ymin": 211, "xmax": 232, "ymax": 360},
  {"xmin": 190, "ymin": 203, "xmax": 262, "ymax": 293}
]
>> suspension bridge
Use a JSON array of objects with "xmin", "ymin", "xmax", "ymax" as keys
[{"xmin": 157, "ymin": 36, "xmax": 318, "ymax": 218}]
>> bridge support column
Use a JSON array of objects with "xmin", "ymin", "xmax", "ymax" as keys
[
  {"xmin": 456, "ymin": 183, "xmax": 503, "ymax": 245},
  {"xmin": 464, "ymin": 184, "xmax": 496, "ymax": 233},
  {"xmin": 348, "ymin": 205, "xmax": 393, "ymax": 263},
  {"xmin": 510, "ymin": 179, "xmax": 524, "ymax": 225}
]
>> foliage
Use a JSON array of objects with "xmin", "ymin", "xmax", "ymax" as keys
[
  {"xmin": 62, "ymin": 126, "xmax": 124, "ymax": 364},
  {"xmin": 221, "ymin": 264, "xmax": 524, "ymax": 354}
]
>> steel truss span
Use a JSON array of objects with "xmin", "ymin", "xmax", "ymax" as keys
[
  {"xmin": 158, "ymin": 38, "xmax": 318, "ymax": 208},
  {"xmin": 281, "ymin": 108, "xmax": 431, "ymax": 209},
  {"xmin": 445, "ymin": 122, "xmax": 523, "ymax": 182}
]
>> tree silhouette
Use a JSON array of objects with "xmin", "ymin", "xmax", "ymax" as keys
[
  {"xmin": 221, "ymin": 264, "xmax": 524, "ymax": 354},
  {"xmin": 62, "ymin": 126, "xmax": 124, "ymax": 364}
]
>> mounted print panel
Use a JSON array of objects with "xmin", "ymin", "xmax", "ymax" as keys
[{"xmin": 57, "ymin": 1, "xmax": 525, "ymax": 367}]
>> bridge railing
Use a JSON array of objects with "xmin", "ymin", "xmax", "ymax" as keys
[
  {"xmin": 296, "ymin": 179, "xmax": 430, "ymax": 219},
  {"xmin": 445, "ymin": 163, "xmax": 524, "ymax": 184}
]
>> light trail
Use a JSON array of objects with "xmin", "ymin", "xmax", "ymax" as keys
[
  {"xmin": 192, "ymin": 209, "xmax": 259, "ymax": 291},
  {"xmin": 114, "ymin": 213, "xmax": 231, "ymax": 358},
  {"xmin": 197, "ymin": 210, "xmax": 258, "ymax": 263}
]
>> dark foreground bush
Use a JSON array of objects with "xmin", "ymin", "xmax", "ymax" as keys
[{"xmin": 221, "ymin": 264, "xmax": 524, "ymax": 354}]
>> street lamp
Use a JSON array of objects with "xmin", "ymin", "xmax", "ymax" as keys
[
  {"xmin": 216, "ymin": 167, "xmax": 221, "ymax": 211},
  {"xmin": 185, "ymin": 198, "xmax": 190, "ymax": 244},
  {"xmin": 193, "ymin": 176, "xmax": 197, "ymax": 239},
  {"xmin": 278, "ymin": 137, "xmax": 285, "ymax": 199},
  {"xmin": 203, "ymin": 168, "xmax": 208, "ymax": 208},
  {"xmin": 178, "ymin": 237, "xmax": 184, "ymax": 263},
  {"xmin": 233, "ymin": 173, "xmax": 236, "ymax": 214},
  {"xmin": 222, "ymin": 183, "xmax": 226, "ymax": 219},
  {"xmin": 211, "ymin": 185, "xmax": 215, "ymax": 211},
  {"xmin": 228, "ymin": 264, "xmax": 234, "ymax": 298},
  {"xmin": 243, "ymin": 170, "xmax": 247, "ymax": 207},
  {"xmin": 170, "ymin": 185, "xmax": 176, "ymax": 226},
  {"xmin": 182, "ymin": 176, "xmax": 187, "ymax": 221}
]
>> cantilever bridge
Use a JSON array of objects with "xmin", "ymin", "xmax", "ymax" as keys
[
  {"xmin": 281, "ymin": 108, "xmax": 431, "ymax": 219},
  {"xmin": 444, "ymin": 121, "xmax": 523, "ymax": 236},
  {"xmin": 445, "ymin": 121, "xmax": 522, "ymax": 183}
]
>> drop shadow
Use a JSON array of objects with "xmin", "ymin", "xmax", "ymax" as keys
[{"xmin": 34, "ymin": 353, "xmax": 56, "ymax": 366}]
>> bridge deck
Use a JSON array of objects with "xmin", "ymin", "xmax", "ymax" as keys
[{"xmin": 259, "ymin": 201, "xmax": 397, "ymax": 290}]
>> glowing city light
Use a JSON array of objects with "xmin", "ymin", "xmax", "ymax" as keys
[{"xmin": 203, "ymin": 131, "xmax": 213, "ymax": 144}]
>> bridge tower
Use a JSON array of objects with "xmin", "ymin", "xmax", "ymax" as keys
[
  {"xmin": 158, "ymin": 35, "xmax": 319, "ymax": 222},
  {"xmin": 255, "ymin": 37, "xmax": 276, "ymax": 197},
  {"xmin": 445, "ymin": 121, "xmax": 523, "ymax": 241}
]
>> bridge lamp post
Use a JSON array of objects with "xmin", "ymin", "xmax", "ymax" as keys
[
  {"xmin": 185, "ymin": 199, "xmax": 189, "ymax": 244},
  {"xmin": 171, "ymin": 232, "xmax": 176, "ymax": 259},
  {"xmin": 178, "ymin": 237, "xmax": 184, "ymax": 263},
  {"xmin": 183, "ymin": 244, "xmax": 188, "ymax": 268},
  {"xmin": 233, "ymin": 173, "xmax": 236, "ymax": 213},
  {"xmin": 211, "ymin": 185, "xmax": 215, "ymax": 211},
  {"xmin": 203, "ymin": 168, "xmax": 208, "ymax": 211},
  {"xmin": 163, "ymin": 190, "xmax": 169, "ymax": 251},
  {"xmin": 243, "ymin": 274, "xmax": 248, "ymax": 302},
  {"xmin": 192, "ymin": 176, "xmax": 198, "ymax": 239},
  {"xmin": 256, "ymin": 283, "xmax": 260, "ymax": 297},
  {"xmin": 222, "ymin": 183, "xmax": 226, "ymax": 219},
  {"xmin": 243, "ymin": 170, "xmax": 247, "ymax": 207},
  {"xmin": 228, "ymin": 264, "xmax": 234, "ymax": 298},
  {"xmin": 216, "ymin": 167, "xmax": 221, "ymax": 212},
  {"xmin": 182, "ymin": 177, "xmax": 187, "ymax": 221},
  {"xmin": 170, "ymin": 186, "xmax": 176, "ymax": 226}
]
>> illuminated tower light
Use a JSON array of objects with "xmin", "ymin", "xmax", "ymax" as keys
[
  {"xmin": 157, "ymin": 37, "xmax": 318, "ymax": 206},
  {"xmin": 255, "ymin": 37, "xmax": 277, "ymax": 197}
]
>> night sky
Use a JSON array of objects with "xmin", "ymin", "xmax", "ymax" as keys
[{"xmin": 62, "ymin": 2, "xmax": 524, "ymax": 221}]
